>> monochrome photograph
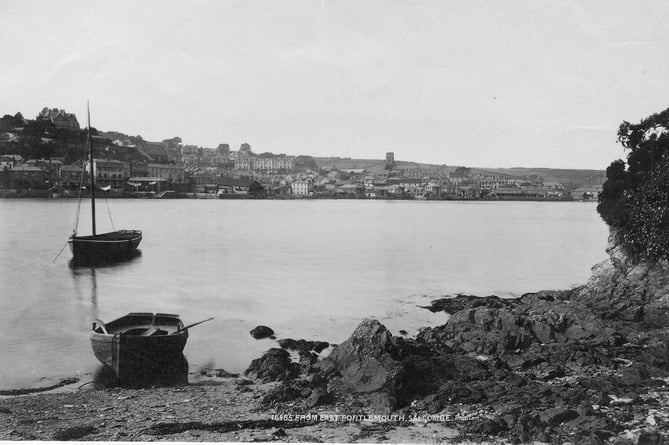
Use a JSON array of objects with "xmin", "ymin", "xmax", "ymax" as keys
[{"xmin": 1, "ymin": 0, "xmax": 668, "ymax": 443}]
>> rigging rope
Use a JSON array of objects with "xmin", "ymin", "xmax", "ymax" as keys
[
  {"xmin": 52, "ymin": 239, "xmax": 70, "ymax": 263},
  {"xmin": 104, "ymin": 194, "xmax": 116, "ymax": 232},
  {"xmin": 72, "ymin": 160, "xmax": 86, "ymax": 236}
]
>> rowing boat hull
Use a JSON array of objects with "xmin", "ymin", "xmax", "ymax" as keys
[
  {"xmin": 70, "ymin": 230, "xmax": 142, "ymax": 265},
  {"xmin": 90, "ymin": 313, "xmax": 188, "ymax": 385}
]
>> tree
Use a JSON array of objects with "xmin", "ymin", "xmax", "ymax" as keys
[
  {"xmin": 452, "ymin": 166, "xmax": 471, "ymax": 178},
  {"xmin": 597, "ymin": 106, "xmax": 669, "ymax": 262},
  {"xmin": 294, "ymin": 155, "xmax": 318, "ymax": 171},
  {"xmin": 162, "ymin": 137, "xmax": 182, "ymax": 148}
]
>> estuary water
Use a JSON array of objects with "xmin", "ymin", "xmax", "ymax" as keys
[{"xmin": 0, "ymin": 199, "xmax": 608, "ymax": 389}]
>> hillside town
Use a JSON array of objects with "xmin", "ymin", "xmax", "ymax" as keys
[{"xmin": 0, "ymin": 108, "xmax": 603, "ymax": 200}]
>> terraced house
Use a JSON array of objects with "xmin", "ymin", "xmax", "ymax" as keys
[{"xmin": 251, "ymin": 154, "xmax": 294, "ymax": 171}]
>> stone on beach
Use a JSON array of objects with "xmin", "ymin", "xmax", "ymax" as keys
[{"xmin": 249, "ymin": 325, "xmax": 275, "ymax": 339}]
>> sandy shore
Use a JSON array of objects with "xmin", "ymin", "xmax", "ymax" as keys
[{"xmin": 0, "ymin": 379, "xmax": 468, "ymax": 443}]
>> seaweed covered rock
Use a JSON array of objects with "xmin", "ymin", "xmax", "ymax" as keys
[
  {"xmin": 417, "ymin": 292, "xmax": 613, "ymax": 358},
  {"xmin": 244, "ymin": 348, "xmax": 299, "ymax": 382},
  {"xmin": 319, "ymin": 319, "xmax": 406, "ymax": 412},
  {"xmin": 277, "ymin": 338, "xmax": 330, "ymax": 354},
  {"xmin": 317, "ymin": 318, "xmax": 490, "ymax": 413}
]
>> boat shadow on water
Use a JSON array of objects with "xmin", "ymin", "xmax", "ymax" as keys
[
  {"xmin": 92, "ymin": 353, "xmax": 189, "ymax": 389},
  {"xmin": 68, "ymin": 249, "xmax": 142, "ymax": 269}
]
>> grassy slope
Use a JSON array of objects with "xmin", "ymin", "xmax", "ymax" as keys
[{"xmin": 312, "ymin": 157, "xmax": 605, "ymax": 188}]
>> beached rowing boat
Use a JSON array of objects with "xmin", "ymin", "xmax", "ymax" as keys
[{"xmin": 90, "ymin": 313, "xmax": 188, "ymax": 383}]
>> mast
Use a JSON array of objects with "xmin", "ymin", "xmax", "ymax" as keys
[{"xmin": 88, "ymin": 102, "xmax": 96, "ymax": 236}]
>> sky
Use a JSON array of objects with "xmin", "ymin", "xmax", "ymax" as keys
[{"xmin": 3, "ymin": 0, "xmax": 669, "ymax": 169}]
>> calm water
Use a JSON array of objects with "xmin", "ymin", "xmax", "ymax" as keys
[{"xmin": 0, "ymin": 199, "xmax": 608, "ymax": 389}]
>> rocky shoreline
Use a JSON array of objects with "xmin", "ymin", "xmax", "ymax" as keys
[{"xmin": 2, "ymin": 232, "xmax": 668, "ymax": 443}]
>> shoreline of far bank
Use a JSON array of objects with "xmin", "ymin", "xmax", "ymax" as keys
[{"xmin": 0, "ymin": 189, "xmax": 596, "ymax": 203}]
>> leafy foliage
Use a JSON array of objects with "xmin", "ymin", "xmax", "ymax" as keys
[
  {"xmin": 293, "ymin": 155, "xmax": 319, "ymax": 171},
  {"xmin": 451, "ymin": 166, "xmax": 472, "ymax": 178},
  {"xmin": 597, "ymin": 107, "xmax": 669, "ymax": 262}
]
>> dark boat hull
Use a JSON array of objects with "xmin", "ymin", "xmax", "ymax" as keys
[
  {"xmin": 70, "ymin": 230, "xmax": 142, "ymax": 265},
  {"xmin": 90, "ymin": 313, "xmax": 188, "ymax": 385}
]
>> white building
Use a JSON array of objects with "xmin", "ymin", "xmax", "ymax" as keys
[{"xmin": 291, "ymin": 178, "xmax": 313, "ymax": 196}]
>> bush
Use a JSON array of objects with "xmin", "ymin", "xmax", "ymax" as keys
[{"xmin": 597, "ymin": 107, "xmax": 669, "ymax": 262}]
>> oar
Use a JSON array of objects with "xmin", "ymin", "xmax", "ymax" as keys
[{"xmin": 176, "ymin": 317, "xmax": 215, "ymax": 333}]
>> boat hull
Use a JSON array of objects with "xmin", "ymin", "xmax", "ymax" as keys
[
  {"xmin": 90, "ymin": 313, "xmax": 188, "ymax": 385},
  {"xmin": 70, "ymin": 230, "xmax": 142, "ymax": 265}
]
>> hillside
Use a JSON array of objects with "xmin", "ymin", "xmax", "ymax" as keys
[
  {"xmin": 312, "ymin": 156, "xmax": 451, "ymax": 173},
  {"xmin": 312, "ymin": 157, "xmax": 605, "ymax": 189},
  {"xmin": 472, "ymin": 167, "xmax": 606, "ymax": 188}
]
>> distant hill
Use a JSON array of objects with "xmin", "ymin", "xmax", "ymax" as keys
[
  {"xmin": 312, "ymin": 156, "xmax": 451, "ymax": 173},
  {"xmin": 311, "ymin": 157, "xmax": 605, "ymax": 189},
  {"xmin": 472, "ymin": 167, "xmax": 606, "ymax": 188}
]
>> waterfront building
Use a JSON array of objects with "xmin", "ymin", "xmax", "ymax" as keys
[
  {"xmin": 192, "ymin": 167, "xmax": 224, "ymax": 186},
  {"xmin": 126, "ymin": 177, "xmax": 167, "ymax": 193},
  {"xmin": 480, "ymin": 178, "xmax": 507, "ymax": 191},
  {"xmin": 0, "ymin": 155, "xmax": 22, "ymax": 170},
  {"xmin": 338, "ymin": 183, "xmax": 365, "ymax": 198},
  {"xmin": 570, "ymin": 186, "xmax": 603, "ymax": 200},
  {"xmin": 60, "ymin": 163, "xmax": 86, "ymax": 189},
  {"xmin": 26, "ymin": 158, "xmax": 63, "ymax": 180},
  {"xmin": 424, "ymin": 181, "xmax": 441, "ymax": 196},
  {"xmin": 9, "ymin": 165, "xmax": 47, "ymax": 189},
  {"xmin": 492, "ymin": 185, "xmax": 560, "ymax": 199},
  {"xmin": 291, "ymin": 178, "xmax": 313, "ymax": 196},
  {"xmin": 217, "ymin": 177, "xmax": 265, "ymax": 196},
  {"xmin": 90, "ymin": 159, "xmax": 127, "ymax": 189},
  {"xmin": 147, "ymin": 163, "xmax": 186, "ymax": 184}
]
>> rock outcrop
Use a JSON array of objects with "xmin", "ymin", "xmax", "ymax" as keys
[
  {"xmin": 243, "ymin": 228, "xmax": 669, "ymax": 443},
  {"xmin": 317, "ymin": 319, "xmax": 407, "ymax": 413},
  {"xmin": 574, "ymin": 229, "xmax": 669, "ymax": 329}
]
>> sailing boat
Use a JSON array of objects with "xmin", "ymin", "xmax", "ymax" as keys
[{"xmin": 69, "ymin": 105, "xmax": 142, "ymax": 265}]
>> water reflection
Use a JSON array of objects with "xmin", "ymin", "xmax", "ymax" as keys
[
  {"xmin": 68, "ymin": 249, "xmax": 142, "ymax": 269},
  {"xmin": 70, "ymin": 264, "xmax": 99, "ymax": 321},
  {"xmin": 93, "ymin": 353, "xmax": 189, "ymax": 389}
]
